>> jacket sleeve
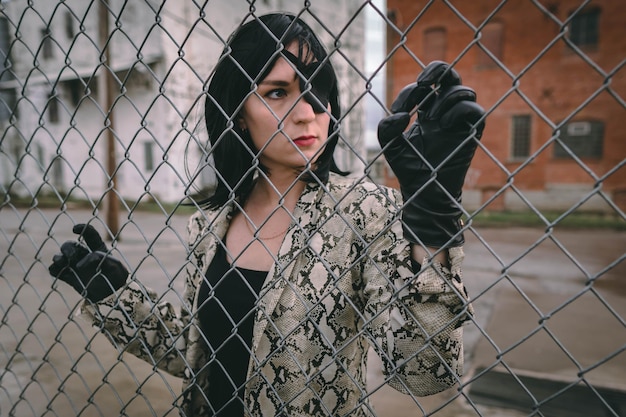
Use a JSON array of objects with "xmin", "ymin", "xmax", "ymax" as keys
[
  {"xmin": 359, "ymin": 187, "xmax": 473, "ymax": 396},
  {"xmin": 77, "ymin": 216, "xmax": 206, "ymax": 379}
]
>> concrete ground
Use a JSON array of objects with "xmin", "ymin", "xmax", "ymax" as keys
[{"xmin": 1, "ymin": 208, "xmax": 624, "ymax": 416}]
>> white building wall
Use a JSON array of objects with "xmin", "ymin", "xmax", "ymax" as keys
[
  {"xmin": 1, "ymin": 0, "xmax": 366, "ymax": 205},
  {"xmin": 1, "ymin": 0, "xmax": 168, "ymax": 203},
  {"xmin": 158, "ymin": 0, "xmax": 367, "ymax": 199}
]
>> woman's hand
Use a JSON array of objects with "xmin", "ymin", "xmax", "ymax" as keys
[
  {"xmin": 377, "ymin": 61, "xmax": 485, "ymax": 248},
  {"xmin": 48, "ymin": 224, "xmax": 128, "ymax": 302}
]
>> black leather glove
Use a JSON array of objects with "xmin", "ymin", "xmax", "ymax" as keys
[
  {"xmin": 377, "ymin": 61, "xmax": 485, "ymax": 247},
  {"xmin": 49, "ymin": 224, "xmax": 128, "ymax": 302}
]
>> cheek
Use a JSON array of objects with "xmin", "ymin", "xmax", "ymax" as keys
[
  {"xmin": 319, "ymin": 111, "xmax": 332, "ymax": 137},
  {"xmin": 243, "ymin": 104, "xmax": 279, "ymax": 145}
]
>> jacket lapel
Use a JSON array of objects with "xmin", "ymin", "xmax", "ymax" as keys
[
  {"xmin": 190, "ymin": 204, "xmax": 233, "ymax": 301},
  {"xmin": 250, "ymin": 180, "xmax": 324, "ymax": 355},
  {"xmin": 192, "ymin": 181, "xmax": 328, "ymax": 365}
]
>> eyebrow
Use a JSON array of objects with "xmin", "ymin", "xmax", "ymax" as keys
[
  {"xmin": 259, "ymin": 73, "xmax": 299, "ymax": 87},
  {"xmin": 259, "ymin": 79, "xmax": 291, "ymax": 87}
]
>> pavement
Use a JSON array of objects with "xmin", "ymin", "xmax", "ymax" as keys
[
  {"xmin": 1, "ymin": 208, "xmax": 625, "ymax": 417},
  {"xmin": 460, "ymin": 227, "xmax": 626, "ymax": 417}
]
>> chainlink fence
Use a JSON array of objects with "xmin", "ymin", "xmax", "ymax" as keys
[{"xmin": 1, "ymin": 0, "xmax": 625, "ymax": 416}]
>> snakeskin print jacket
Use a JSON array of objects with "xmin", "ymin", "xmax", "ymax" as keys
[{"xmin": 80, "ymin": 173, "xmax": 473, "ymax": 417}]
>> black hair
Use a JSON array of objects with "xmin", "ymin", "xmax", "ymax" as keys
[{"xmin": 199, "ymin": 13, "xmax": 345, "ymax": 209}]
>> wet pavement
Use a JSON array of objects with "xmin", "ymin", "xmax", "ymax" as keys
[{"xmin": 1, "ymin": 208, "xmax": 625, "ymax": 416}]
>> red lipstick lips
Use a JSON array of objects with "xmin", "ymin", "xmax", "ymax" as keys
[{"xmin": 293, "ymin": 135, "xmax": 317, "ymax": 147}]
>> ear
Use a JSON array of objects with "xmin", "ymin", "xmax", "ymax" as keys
[{"xmin": 237, "ymin": 115, "xmax": 247, "ymax": 132}]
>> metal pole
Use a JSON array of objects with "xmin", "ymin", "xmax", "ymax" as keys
[{"xmin": 98, "ymin": 0, "xmax": 119, "ymax": 239}]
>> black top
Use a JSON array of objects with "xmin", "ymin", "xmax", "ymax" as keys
[{"xmin": 197, "ymin": 245, "xmax": 267, "ymax": 416}]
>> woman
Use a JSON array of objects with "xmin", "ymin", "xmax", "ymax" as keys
[{"xmin": 49, "ymin": 13, "xmax": 484, "ymax": 417}]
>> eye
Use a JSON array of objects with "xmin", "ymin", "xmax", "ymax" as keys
[{"xmin": 265, "ymin": 88, "xmax": 287, "ymax": 100}]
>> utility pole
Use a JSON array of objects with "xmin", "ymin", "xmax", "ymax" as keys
[{"xmin": 98, "ymin": 0, "xmax": 119, "ymax": 239}]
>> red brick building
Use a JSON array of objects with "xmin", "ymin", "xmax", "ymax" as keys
[{"xmin": 384, "ymin": 0, "xmax": 626, "ymax": 213}]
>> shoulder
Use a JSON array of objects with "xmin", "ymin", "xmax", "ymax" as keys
[
  {"xmin": 186, "ymin": 204, "xmax": 233, "ymax": 246},
  {"xmin": 321, "ymin": 174, "xmax": 402, "ymax": 238},
  {"xmin": 326, "ymin": 173, "xmax": 401, "ymax": 213},
  {"xmin": 187, "ymin": 208, "xmax": 214, "ymax": 240}
]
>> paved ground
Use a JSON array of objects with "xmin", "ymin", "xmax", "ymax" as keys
[{"xmin": 1, "ymin": 208, "xmax": 624, "ymax": 416}]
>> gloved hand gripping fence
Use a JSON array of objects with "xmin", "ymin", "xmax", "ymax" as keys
[
  {"xmin": 377, "ymin": 61, "xmax": 486, "ymax": 247},
  {"xmin": 48, "ymin": 224, "xmax": 128, "ymax": 302}
]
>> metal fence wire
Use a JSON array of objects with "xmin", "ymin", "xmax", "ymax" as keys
[{"xmin": 1, "ymin": 0, "xmax": 625, "ymax": 416}]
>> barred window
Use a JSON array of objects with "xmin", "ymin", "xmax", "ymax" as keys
[
  {"xmin": 477, "ymin": 21, "xmax": 504, "ymax": 68},
  {"xmin": 554, "ymin": 120, "xmax": 604, "ymax": 159},
  {"xmin": 511, "ymin": 114, "xmax": 531, "ymax": 159},
  {"xmin": 569, "ymin": 7, "xmax": 600, "ymax": 49}
]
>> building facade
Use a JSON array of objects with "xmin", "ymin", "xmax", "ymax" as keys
[
  {"xmin": 0, "ymin": 0, "xmax": 367, "ymax": 206},
  {"xmin": 384, "ymin": 0, "xmax": 626, "ymax": 213}
]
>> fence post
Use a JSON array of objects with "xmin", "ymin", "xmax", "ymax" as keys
[{"xmin": 98, "ymin": 0, "xmax": 119, "ymax": 239}]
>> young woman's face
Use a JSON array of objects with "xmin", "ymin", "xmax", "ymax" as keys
[{"xmin": 239, "ymin": 42, "xmax": 331, "ymax": 176}]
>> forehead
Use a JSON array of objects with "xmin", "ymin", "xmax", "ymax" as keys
[{"xmin": 261, "ymin": 57, "xmax": 297, "ymax": 83}]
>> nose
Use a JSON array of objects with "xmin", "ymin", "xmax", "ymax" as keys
[{"xmin": 291, "ymin": 94, "xmax": 316, "ymax": 124}]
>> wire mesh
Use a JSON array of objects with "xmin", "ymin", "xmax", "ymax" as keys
[{"xmin": 1, "ymin": 1, "xmax": 625, "ymax": 416}]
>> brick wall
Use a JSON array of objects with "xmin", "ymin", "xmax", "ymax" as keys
[{"xmin": 385, "ymin": 0, "xmax": 626, "ymax": 212}]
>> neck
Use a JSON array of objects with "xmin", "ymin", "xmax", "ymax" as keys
[{"xmin": 247, "ymin": 173, "xmax": 306, "ymax": 210}]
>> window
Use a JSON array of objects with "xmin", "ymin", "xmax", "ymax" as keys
[
  {"xmin": 47, "ymin": 93, "xmax": 60, "ymax": 123},
  {"xmin": 62, "ymin": 78, "xmax": 85, "ymax": 106},
  {"xmin": 36, "ymin": 144, "xmax": 45, "ymax": 169},
  {"xmin": 423, "ymin": 27, "xmax": 446, "ymax": 63},
  {"xmin": 511, "ymin": 115, "xmax": 531, "ymax": 159},
  {"xmin": 144, "ymin": 141, "xmax": 155, "ymax": 171},
  {"xmin": 0, "ymin": 16, "xmax": 11, "ymax": 70},
  {"xmin": 51, "ymin": 156, "xmax": 65, "ymax": 191},
  {"xmin": 0, "ymin": 89, "xmax": 16, "ymax": 122},
  {"xmin": 0, "ymin": 18, "xmax": 14, "ymax": 121},
  {"xmin": 569, "ymin": 8, "xmax": 600, "ymax": 49},
  {"xmin": 40, "ymin": 28, "xmax": 54, "ymax": 59},
  {"xmin": 65, "ymin": 12, "xmax": 75, "ymax": 39},
  {"xmin": 61, "ymin": 77, "xmax": 98, "ymax": 105},
  {"xmin": 554, "ymin": 120, "xmax": 603, "ymax": 159},
  {"xmin": 477, "ymin": 21, "xmax": 504, "ymax": 68}
]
